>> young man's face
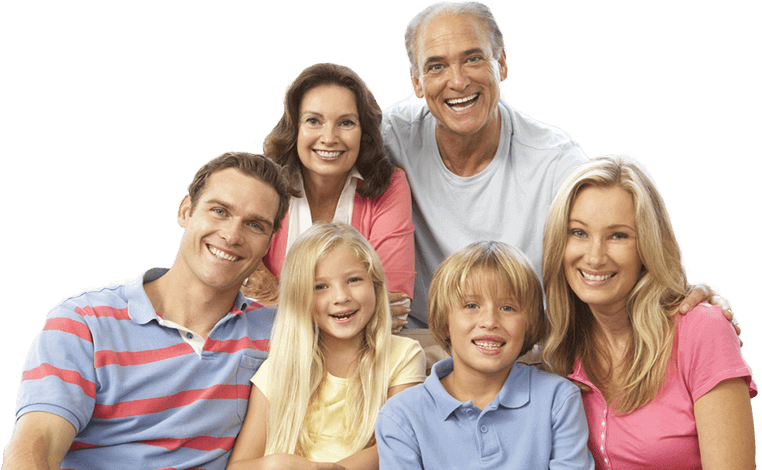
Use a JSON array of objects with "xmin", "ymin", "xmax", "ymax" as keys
[{"xmin": 176, "ymin": 167, "xmax": 280, "ymax": 296}]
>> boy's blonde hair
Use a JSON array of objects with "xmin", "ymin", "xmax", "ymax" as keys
[
  {"xmin": 265, "ymin": 222, "xmax": 391, "ymax": 457},
  {"xmin": 427, "ymin": 241, "xmax": 545, "ymax": 357}
]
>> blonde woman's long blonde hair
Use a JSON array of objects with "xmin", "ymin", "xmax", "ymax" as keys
[
  {"xmin": 542, "ymin": 156, "xmax": 689, "ymax": 413},
  {"xmin": 264, "ymin": 222, "xmax": 392, "ymax": 457}
]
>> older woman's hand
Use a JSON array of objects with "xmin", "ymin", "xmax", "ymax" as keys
[
  {"xmin": 680, "ymin": 284, "xmax": 740, "ymax": 343},
  {"xmin": 241, "ymin": 263, "xmax": 280, "ymax": 305},
  {"xmin": 388, "ymin": 291, "xmax": 410, "ymax": 334}
]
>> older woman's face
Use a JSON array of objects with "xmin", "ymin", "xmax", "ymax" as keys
[
  {"xmin": 296, "ymin": 84, "xmax": 362, "ymax": 185},
  {"xmin": 563, "ymin": 186, "xmax": 642, "ymax": 318}
]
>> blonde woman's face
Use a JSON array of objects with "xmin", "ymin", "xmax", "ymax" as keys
[
  {"xmin": 312, "ymin": 247, "xmax": 376, "ymax": 350},
  {"xmin": 563, "ymin": 186, "xmax": 642, "ymax": 318}
]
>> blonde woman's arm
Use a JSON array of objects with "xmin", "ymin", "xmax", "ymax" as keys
[
  {"xmin": 226, "ymin": 386, "xmax": 346, "ymax": 470},
  {"xmin": 694, "ymin": 377, "xmax": 755, "ymax": 469}
]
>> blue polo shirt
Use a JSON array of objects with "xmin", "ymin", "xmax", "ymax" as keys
[
  {"xmin": 16, "ymin": 269, "xmax": 275, "ymax": 469},
  {"xmin": 375, "ymin": 358, "xmax": 594, "ymax": 469}
]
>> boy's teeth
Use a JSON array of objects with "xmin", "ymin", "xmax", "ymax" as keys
[
  {"xmin": 209, "ymin": 246, "xmax": 239, "ymax": 261},
  {"xmin": 580, "ymin": 271, "xmax": 614, "ymax": 281},
  {"xmin": 473, "ymin": 340, "xmax": 503, "ymax": 350}
]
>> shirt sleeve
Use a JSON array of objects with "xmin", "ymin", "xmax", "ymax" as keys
[
  {"xmin": 678, "ymin": 303, "xmax": 756, "ymax": 402},
  {"xmin": 251, "ymin": 357, "xmax": 273, "ymax": 399},
  {"xmin": 354, "ymin": 169, "xmax": 416, "ymax": 298},
  {"xmin": 16, "ymin": 302, "xmax": 97, "ymax": 434},
  {"xmin": 375, "ymin": 406, "xmax": 425, "ymax": 470},
  {"xmin": 549, "ymin": 382, "xmax": 595, "ymax": 470},
  {"xmin": 389, "ymin": 336, "xmax": 427, "ymax": 388}
]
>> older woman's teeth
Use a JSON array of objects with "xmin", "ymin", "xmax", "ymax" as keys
[{"xmin": 315, "ymin": 150, "xmax": 342, "ymax": 158}]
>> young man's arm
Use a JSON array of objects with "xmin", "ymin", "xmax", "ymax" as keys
[{"xmin": 3, "ymin": 411, "xmax": 76, "ymax": 470}]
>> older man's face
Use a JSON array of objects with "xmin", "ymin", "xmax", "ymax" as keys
[{"xmin": 412, "ymin": 13, "xmax": 507, "ymax": 139}]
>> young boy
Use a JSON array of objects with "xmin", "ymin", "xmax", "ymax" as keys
[{"xmin": 375, "ymin": 241, "xmax": 594, "ymax": 469}]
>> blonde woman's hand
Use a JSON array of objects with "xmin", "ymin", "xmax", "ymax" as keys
[
  {"xmin": 241, "ymin": 263, "xmax": 279, "ymax": 305},
  {"xmin": 388, "ymin": 291, "xmax": 410, "ymax": 334}
]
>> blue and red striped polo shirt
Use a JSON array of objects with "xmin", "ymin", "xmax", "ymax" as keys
[{"xmin": 16, "ymin": 268, "xmax": 275, "ymax": 469}]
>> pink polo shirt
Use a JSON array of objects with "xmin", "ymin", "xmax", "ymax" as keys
[{"xmin": 569, "ymin": 303, "xmax": 756, "ymax": 469}]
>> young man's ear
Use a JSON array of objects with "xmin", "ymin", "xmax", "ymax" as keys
[{"xmin": 178, "ymin": 195, "xmax": 192, "ymax": 228}]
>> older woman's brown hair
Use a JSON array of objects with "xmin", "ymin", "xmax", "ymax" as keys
[{"xmin": 264, "ymin": 63, "xmax": 395, "ymax": 199}]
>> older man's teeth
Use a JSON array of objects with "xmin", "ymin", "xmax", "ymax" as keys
[
  {"xmin": 473, "ymin": 340, "xmax": 503, "ymax": 350},
  {"xmin": 315, "ymin": 150, "xmax": 342, "ymax": 158},
  {"xmin": 446, "ymin": 93, "xmax": 478, "ymax": 110},
  {"xmin": 209, "ymin": 246, "xmax": 240, "ymax": 262},
  {"xmin": 580, "ymin": 271, "xmax": 614, "ymax": 281}
]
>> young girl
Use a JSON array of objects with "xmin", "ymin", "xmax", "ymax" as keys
[
  {"xmin": 375, "ymin": 241, "xmax": 594, "ymax": 469},
  {"xmin": 228, "ymin": 222, "xmax": 426, "ymax": 470}
]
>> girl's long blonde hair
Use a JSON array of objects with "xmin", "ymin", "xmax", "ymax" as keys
[
  {"xmin": 264, "ymin": 222, "xmax": 391, "ymax": 457},
  {"xmin": 542, "ymin": 156, "xmax": 689, "ymax": 413}
]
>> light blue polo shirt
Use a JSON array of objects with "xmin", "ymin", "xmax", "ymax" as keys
[{"xmin": 375, "ymin": 358, "xmax": 594, "ymax": 469}]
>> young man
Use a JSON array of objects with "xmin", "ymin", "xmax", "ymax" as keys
[{"xmin": 3, "ymin": 152, "xmax": 290, "ymax": 470}]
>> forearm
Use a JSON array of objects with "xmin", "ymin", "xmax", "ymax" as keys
[
  {"xmin": 3, "ymin": 437, "xmax": 58, "ymax": 470},
  {"xmin": 227, "ymin": 453, "xmax": 347, "ymax": 470},
  {"xmin": 2, "ymin": 414, "xmax": 75, "ymax": 470},
  {"xmin": 336, "ymin": 445, "xmax": 378, "ymax": 470}
]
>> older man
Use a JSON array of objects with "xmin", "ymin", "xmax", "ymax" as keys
[
  {"xmin": 3, "ymin": 153, "xmax": 290, "ymax": 470},
  {"xmin": 384, "ymin": 3, "xmax": 731, "ymax": 330},
  {"xmin": 383, "ymin": 2, "xmax": 587, "ymax": 324}
]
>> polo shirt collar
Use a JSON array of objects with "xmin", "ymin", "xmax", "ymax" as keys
[
  {"xmin": 426, "ymin": 358, "xmax": 532, "ymax": 420},
  {"xmin": 125, "ymin": 268, "xmax": 255, "ymax": 325}
]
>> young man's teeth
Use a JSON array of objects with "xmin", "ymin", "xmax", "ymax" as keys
[
  {"xmin": 581, "ymin": 271, "xmax": 614, "ymax": 281},
  {"xmin": 209, "ymin": 246, "xmax": 239, "ymax": 261},
  {"xmin": 473, "ymin": 340, "xmax": 503, "ymax": 350},
  {"xmin": 315, "ymin": 150, "xmax": 342, "ymax": 158}
]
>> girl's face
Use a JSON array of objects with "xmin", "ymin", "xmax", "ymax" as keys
[
  {"xmin": 296, "ymin": 84, "xmax": 362, "ymax": 185},
  {"xmin": 563, "ymin": 185, "xmax": 642, "ymax": 318},
  {"xmin": 447, "ymin": 271, "xmax": 526, "ymax": 381},
  {"xmin": 312, "ymin": 246, "xmax": 376, "ymax": 348}
]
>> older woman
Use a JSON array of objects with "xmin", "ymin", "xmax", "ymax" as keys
[
  {"xmin": 241, "ymin": 63, "xmax": 415, "ymax": 328},
  {"xmin": 542, "ymin": 156, "xmax": 755, "ymax": 469}
]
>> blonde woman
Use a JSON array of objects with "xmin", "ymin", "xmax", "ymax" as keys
[
  {"xmin": 542, "ymin": 156, "xmax": 755, "ymax": 469},
  {"xmin": 227, "ymin": 223, "xmax": 425, "ymax": 470}
]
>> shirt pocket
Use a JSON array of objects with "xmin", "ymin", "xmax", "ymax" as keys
[{"xmin": 236, "ymin": 350, "xmax": 268, "ymax": 421}]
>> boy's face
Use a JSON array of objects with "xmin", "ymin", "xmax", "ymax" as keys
[{"xmin": 447, "ymin": 275, "xmax": 526, "ymax": 382}]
